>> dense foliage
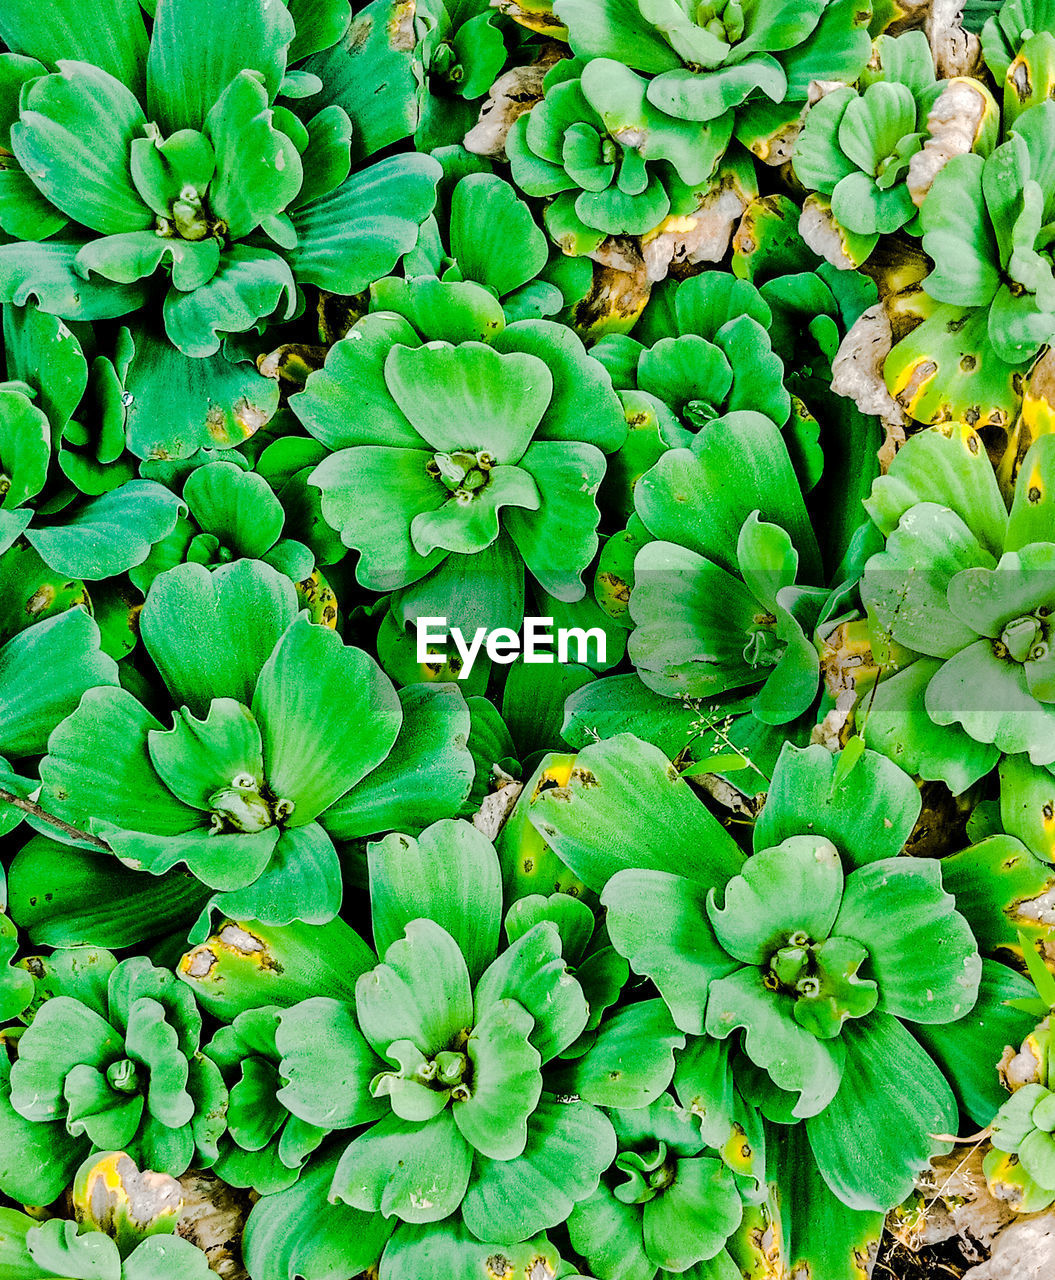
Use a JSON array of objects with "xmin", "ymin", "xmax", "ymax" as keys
[{"xmin": 1, "ymin": 0, "xmax": 1054, "ymax": 1278}]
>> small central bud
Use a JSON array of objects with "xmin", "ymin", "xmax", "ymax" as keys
[
  {"xmin": 744, "ymin": 615, "xmax": 784, "ymax": 670},
  {"xmin": 683, "ymin": 398, "xmax": 720, "ymax": 429},
  {"xmin": 769, "ymin": 938, "xmax": 811, "ymax": 989},
  {"xmin": 614, "ymin": 1143, "xmax": 678, "ymax": 1205},
  {"xmin": 1000, "ymin": 614, "xmax": 1042, "ymax": 663},
  {"xmin": 427, "ymin": 450, "xmax": 496, "ymax": 503},
  {"xmin": 0, "ymin": 473, "xmax": 11, "ymax": 500},
  {"xmin": 106, "ymin": 1058, "xmax": 141, "ymax": 1094},
  {"xmin": 157, "ymin": 185, "xmax": 225, "ymax": 243},
  {"xmin": 207, "ymin": 774, "xmax": 293, "ymax": 834}
]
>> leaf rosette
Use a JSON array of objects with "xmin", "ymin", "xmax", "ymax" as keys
[
  {"xmin": 0, "ymin": 0, "xmax": 440, "ymax": 456},
  {"xmin": 552, "ymin": 0, "xmax": 872, "ymax": 143},
  {"xmin": 528, "ymin": 735, "xmax": 1019, "ymax": 1214},
  {"xmin": 792, "ymin": 33, "xmax": 949, "ymax": 261},
  {"xmin": 1, "ymin": 953, "xmax": 226, "ymax": 1202},
  {"xmin": 911, "ymin": 99, "xmax": 1055, "ymax": 365},
  {"xmin": 271, "ymin": 819, "xmax": 616, "ymax": 1253},
  {"xmin": 295, "ymin": 276, "xmax": 626, "ymax": 635},
  {"xmin": 506, "ymin": 56, "xmax": 735, "ymax": 255},
  {"xmin": 567, "ymin": 1093, "xmax": 743, "ymax": 1280},
  {"xmin": 404, "ymin": 164, "xmax": 593, "ymax": 322},
  {"xmin": 37, "ymin": 557, "xmax": 474, "ymax": 929},
  {"xmin": 861, "ymin": 427, "xmax": 1055, "ymax": 791}
]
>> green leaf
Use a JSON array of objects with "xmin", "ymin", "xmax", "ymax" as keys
[
  {"xmin": 40, "ymin": 684, "xmax": 199, "ymax": 841},
  {"xmin": 0, "ymin": 241, "xmax": 147, "ymax": 321},
  {"xmin": 302, "ymin": 0, "xmax": 417, "ymax": 161},
  {"xmin": 122, "ymin": 322, "xmax": 280, "ymax": 462},
  {"xmin": 528, "ymin": 733, "xmax": 744, "ymax": 893},
  {"xmin": 505, "ymin": 441, "xmax": 605, "ymax": 601},
  {"xmin": 459, "ymin": 1095, "xmax": 616, "ymax": 1242},
  {"xmin": 211, "ymin": 822, "xmax": 342, "ymax": 926},
  {"xmin": 385, "ymin": 342, "xmax": 552, "ymax": 464},
  {"xmin": 0, "ymin": 0, "xmax": 147, "ymax": 97},
  {"xmin": 204, "ymin": 71, "xmax": 303, "ymax": 238},
  {"xmin": 647, "ymin": 58, "xmax": 787, "ymax": 123},
  {"xmin": 288, "ymin": 153, "xmax": 440, "ymax": 294},
  {"xmin": 635, "ymin": 412, "xmax": 820, "ymax": 582},
  {"xmin": 603, "ymin": 869, "xmax": 738, "ymax": 1036},
  {"xmin": 805, "ymin": 1012, "xmax": 957, "ymax": 1211},
  {"xmin": 913, "ymin": 959, "xmax": 1036, "ymax": 1126},
  {"xmin": 1008, "ymin": 435, "xmax": 1055, "ymax": 551},
  {"xmin": 921, "ymin": 152, "xmax": 1002, "ymax": 306},
  {"xmin": 0, "ymin": 390, "xmax": 48, "ymax": 512},
  {"xmin": 322, "ymin": 683, "xmax": 474, "ymax": 841},
  {"xmin": 140, "ymin": 559, "xmax": 297, "ymax": 718},
  {"xmin": 26, "ymin": 481, "xmax": 184, "ymax": 579},
  {"xmin": 275, "ymin": 996, "xmax": 385, "ymax": 1130},
  {"xmin": 367, "ymin": 820, "xmax": 501, "ymax": 987},
  {"xmin": 23, "ymin": 1217, "xmax": 121, "ymax": 1280},
  {"xmin": 708, "ymin": 835, "xmax": 844, "ymax": 966},
  {"xmin": 147, "ymin": 698, "xmax": 264, "ymax": 810},
  {"xmin": 644, "ymin": 1155, "xmax": 742, "ymax": 1272},
  {"xmin": 291, "ymin": 313, "xmax": 421, "ymax": 450},
  {"xmin": 449, "ymin": 174, "xmax": 549, "ymax": 298},
  {"xmin": 378, "ymin": 1220, "xmax": 563, "ymax": 1280},
  {"xmin": 311, "ymin": 445, "xmax": 445, "ymax": 591},
  {"xmin": 455, "ymin": 999, "xmax": 541, "ymax": 1160},
  {"xmin": 835, "ymin": 858, "xmax": 981, "ymax": 1023},
  {"xmin": 926, "ymin": 637, "xmax": 1055, "ymax": 765},
  {"xmin": 866, "ymin": 426, "xmax": 1009, "ymax": 554},
  {"xmin": 0, "ymin": 608, "xmax": 117, "ymax": 758},
  {"xmin": 754, "ymin": 743, "xmax": 921, "ymax": 869},
  {"xmin": 553, "ymin": 999, "xmax": 684, "ymax": 1107},
  {"xmin": 332, "ymin": 1107, "xmax": 473, "ymax": 1223},
  {"xmin": 75, "ymin": 232, "xmax": 219, "ymax": 293},
  {"xmin": 357, "ymin": 918, "xmax": 473, "ymax": 1059},
  {"xmin": 863, "ymin": 659, "xmax": 1000, "ymax": 795},
  {"xmin": 243, "ymin": 1149, "xmax": 394, "ymax": 1280},
  {"xmin": 184, "ymin": 462, "xmax": 284, "ymax": 558},
  {"xmin": 12, "ymin": 62, "xmax": 151, "ymax": 234},
  {"xmin": 793, "ymin": 86, "xmax": 856, "ymax": 192},
  {"xmin": 163, "ymin": 246, "xmax": 296, "ymax": 358},
  {"xmin": 770, "ymin": 1121, "xmax": 885, "ymax": 1280},
  {"xmin": 474, "ymin": 922, "xmax": 589, "ymax": 1064},
  {"xmin": 9, "ymin": 995, "xmax": 122, "ymax": 1121},
  {"xmin": 0, "ymin": 1084, "xmax": 86, "ymax": 1204},
  {"xmin": 123, "ymin": 1235, "xmax": 216, "ymax": 1280},
  {"xmin": 146, "ymin": 0, "xmax": 294, "ymax": 133},
  {"xmin": 252, "ymin": 617, "xmax": 401, "ymax": 825}
]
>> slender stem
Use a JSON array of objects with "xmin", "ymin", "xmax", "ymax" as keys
[{"xmin": 0, "ymin": 787, "xmax": 111, "ymax": 851}]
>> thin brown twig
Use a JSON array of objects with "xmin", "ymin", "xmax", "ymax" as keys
[{"xmin": 0, "ymin": 786, "xmax": 111, "ymax": 851}]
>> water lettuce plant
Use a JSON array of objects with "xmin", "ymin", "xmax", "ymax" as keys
[
  {"xmin": 861, "ymin": 427, "xmax": 1055, "ymax": 791},
  {"xmin": 792, "ymin": 32, "xmax": 946, "ymax": 262},
  {"xmin": 0, "ymin": 953, "xmax": 225, "ymax": 1203},
  {"xmin": 912, "ymin": 100, "xmax": 1055, "ymax": 365},
  {"xmin": 506, "ymin": 56, "xmax": 734, "ymax": 255},
  {"xmin": 271, "ymin": 819, "xmax": 615, "ymax": 1256},
  {"xmin": 554, "ymin": 0, "xmax": 873, "ymax": 141},
  {"xmin": 530, "ymin": 737, "xmax": 997, "ymax": 1208},
  {"xmin": 37, "ymin": 558, "xmax": 473, "ymax": 929},
  {"xmin": 295, "ymin": 276, "xmax": 625, "ymax": 636}
]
